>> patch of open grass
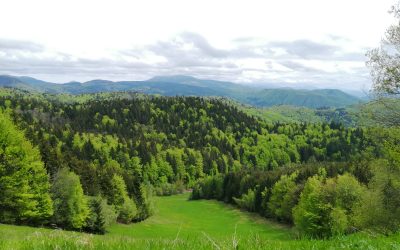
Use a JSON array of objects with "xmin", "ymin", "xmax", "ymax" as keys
[
  {"xmin": 108, "ymin": 193, "xmax": 291, "ymax": 240},
  {"xmin": 1, "ymin": 193, "xmax": 399, "ymax": 249}
]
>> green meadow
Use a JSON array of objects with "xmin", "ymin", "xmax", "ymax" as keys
[
  {"xmin": 108, "ymin": 193, "xmax": 291, "ymax": 240},
  {"xmin": 1, "ymin": 193, "xmax": 399, "ymax": 250}
]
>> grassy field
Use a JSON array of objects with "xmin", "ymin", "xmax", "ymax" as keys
[
  {"xmin": 1, "ymin": 193, "xmax": 399, "ymax": 249},
  {"xmin": 108, "ymin": 193, "xmax": 291, "ymax": 240}
]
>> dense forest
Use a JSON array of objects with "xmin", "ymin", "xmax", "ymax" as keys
[{"xmin": 1, "ymin": 87, "xmax": 397, "ymax": 238}]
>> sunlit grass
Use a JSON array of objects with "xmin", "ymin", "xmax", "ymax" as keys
[{"xmin": 1, "ymin": 193, "xmax": 399, "ymax": 249}]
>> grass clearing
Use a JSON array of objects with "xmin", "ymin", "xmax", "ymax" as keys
[
  {"xmin": 108, "ymin": 193, "xmax": 291, "ymax": 240},
  {"xmin": 1, "ymin": 193, "xmax": 399, "ymax": 249}
]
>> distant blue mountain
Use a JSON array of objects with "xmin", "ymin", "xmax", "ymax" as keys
[{"xmin": 0, "ymin": 75, "xmax": 361, "ymax": 108}]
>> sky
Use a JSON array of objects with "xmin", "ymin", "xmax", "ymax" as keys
[{"xmin": 0, "ymin": 0, "xmax": 397, "ymax": 91}]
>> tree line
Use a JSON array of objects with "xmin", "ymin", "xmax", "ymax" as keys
[{"xmin": 191, "ymin": 127, "xmax": 400, "ymax": 237}]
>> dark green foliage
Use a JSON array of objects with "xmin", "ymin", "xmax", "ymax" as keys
[
  {"xmin": 246, "ymin": 88, "xmax": 359, "ymax": 109},
  {"xmin": 233, "ymin": 188, "xmax": 256, "ymax": 212},
  {"xmin": 154, "ymin": 181, "xmax": 185, "ymax": 196},
  {"xmin": 191, "ymin": 175, "xmax": 224, "ymax": 200},
  {"xmin": 85, "ymin": 197, "xmax": 106, "ymax": 234},
  {"xmin": 134, "ymin": 184, "xmax": 154, "ymax": 221}
]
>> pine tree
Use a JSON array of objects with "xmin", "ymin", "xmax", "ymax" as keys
[{"xmin": 85, "ymin": 196, "xmax": 106, "ymax": 234}]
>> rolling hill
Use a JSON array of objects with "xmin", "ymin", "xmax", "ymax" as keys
[{"xmin": 0, "ymin": 75, "xmax": 361, "ymax": 108}]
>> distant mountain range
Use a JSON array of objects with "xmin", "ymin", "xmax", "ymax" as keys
[{"xmin": 0, "ymin": 75, "xmax": 361, "ymax": 108}]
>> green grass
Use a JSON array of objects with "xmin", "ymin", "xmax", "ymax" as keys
[
  {"xmin": 1, "ymin": 193, "xmax": 400, "ymax": 249},
  {"xmin": 109, "ymin": 193, "xmax": 291, "ymax": 240}
]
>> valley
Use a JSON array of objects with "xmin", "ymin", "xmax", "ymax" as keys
[{"xmin": 1, "ymin": 193, "xmax": 399, "ymax": 250}]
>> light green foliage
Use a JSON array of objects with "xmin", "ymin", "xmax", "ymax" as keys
[
  {"xmin": 118, "ymin": 198, "xmax": 137, "ymax": 224},
  {"xmin": 101, "ymin": 115, "xmax": 117, "ymax": 126},
  {"xmin": 154, "ymin": 181, "xmax": 185, "ymax": 196},
  {"xmin": 100, "ymin": 199, "xmax": 118, "ymax": 228},
  {"xmin": 293, "ymin": 175, "xmax": 331, "ymax": 238},
  {"xmin": 352, "ymin": 128, "xmax": 400, "ymax": 233},
  {"xmin": 354, "ymin": 159, "xmax": 400, "ymax": 233},
  {"xmin": 72, "ymin": 133, "xmax": 120, "ymax": 160},
  {"xmin": 293, "ymin": 173, "xmax": 364, "ymax": 238},
  {"xmin": 0, "ymin": 88, "xmax": 393, "ymax": 237},
  {"xmin": 268, "ymin": 172, "xmax": 299, "ymax": 222},
  {"xmin": 51, "ymin": 168, "xmax": 89, "ymax": 229},
  {"xmin": 0, "ymin": 111, "xmax": 53, "ymax": 224},
  {"xmin": 166, "ymin": 148, "xmax": 186, "ymax": 181},
  {"xmin": 135, "ymin": 183, "xmax": 155, "ymax": 221},
  {"xmin": 335, "ymin": 174, "xmax": 364, "ymax": 213},
  {"xmin": 329, "ymin": 207, "xmax": 348, "ymax": 236},
  {"xmin": 108, "ymin": 174, "xmax": 129, "ymax": 210},
  {"xmin": 107, "ymin": 174, "xmax": 137, "ymax": 223}
]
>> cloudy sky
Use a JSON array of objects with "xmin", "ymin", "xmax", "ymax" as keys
[{"xmin": 0, "ymin": 0, "xmax": 397, "ymax": 90}]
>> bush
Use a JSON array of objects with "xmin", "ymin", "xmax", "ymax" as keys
[
  {"xmin": 190, "ymin": 175, "xmax": 224, "ymax": 200},
  {"xmin": 154, "ymin": 181, "xmax": 185, "ymax": 196},
  {"xmin": 118, "ymin": 198, "xmax": 137, "ymax": 224},
  {"xmin": 233, "ymin": 188, "xmax": 256, "ymax": 212}
]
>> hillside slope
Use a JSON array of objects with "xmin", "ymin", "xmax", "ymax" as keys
[{"xmin": 0, "ymin": 75, "xmax": 360, "ymax": 108}]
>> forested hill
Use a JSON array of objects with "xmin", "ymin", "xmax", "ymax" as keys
[
  {"xmin": 0, "ymin": 75, "xmax": 360, "ymax": 108},
  {"xmin": 0, "ymin": 88, "xmax": 389, "ymax": 235},
  {"xmin": 1, "ymin": 89, "xmax": 368, "ymax": 184},
  {"xmin": 1, "ymin": 89, "xmax": 367, "ymax": 177}
]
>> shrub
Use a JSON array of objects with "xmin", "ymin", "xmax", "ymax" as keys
[
  {"xmin": 118, "ymin": 198, "xmax": 137, "ymax": 224},
  {"xmin": 154, "ymin": 181, "xmax": 185, "ymax": 196},
  {"xmin": 233, "ymin": 188, "xmax": 256, "ymax": 212}
]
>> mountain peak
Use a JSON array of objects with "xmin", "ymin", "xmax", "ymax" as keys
[
  {"xmin": 83, "ymin": 79, "xmax": 114, "ymax": 85},
  {"xmin": 147, "ymin": 75, "xmax": 198, "ymax": 83}
]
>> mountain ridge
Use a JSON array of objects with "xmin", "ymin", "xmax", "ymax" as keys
[{"xmin": 0, "ymin": 74, "xmax": 361, "ymax": 108}]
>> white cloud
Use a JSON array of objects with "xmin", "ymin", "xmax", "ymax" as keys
[{"xmin": 0, "ymin": 0, "xmax": 397, "ymax": 90}]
